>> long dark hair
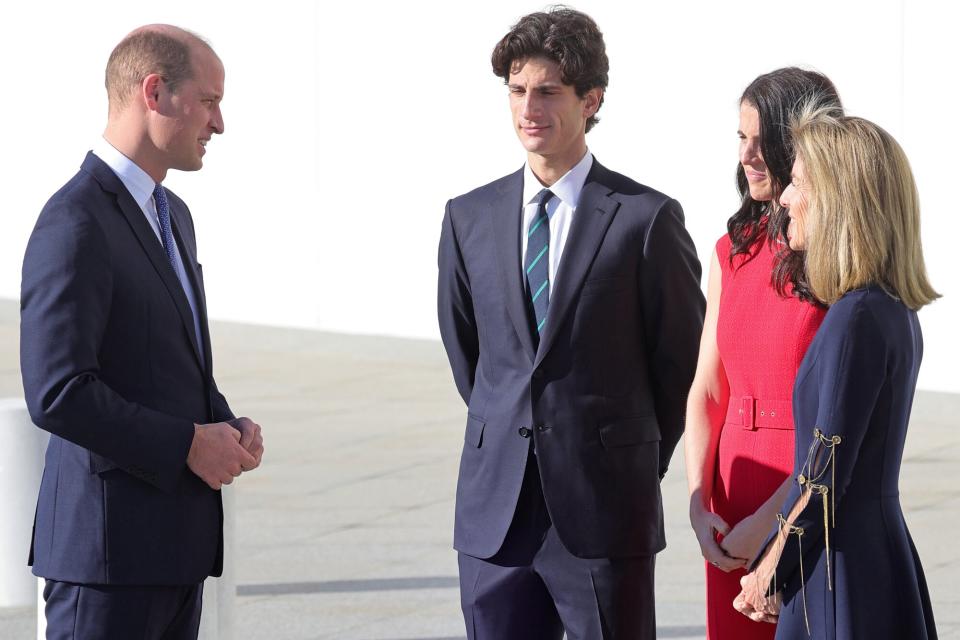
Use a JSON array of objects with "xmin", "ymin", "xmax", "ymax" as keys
[{"xmin": 728, "ymin": 67, "xmax": 842, "ymax": 301}]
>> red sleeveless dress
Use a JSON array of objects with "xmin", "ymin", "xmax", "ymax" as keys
[{"xmin": 706, "ymin": 233, "xmax": 826, "ymax": 639}]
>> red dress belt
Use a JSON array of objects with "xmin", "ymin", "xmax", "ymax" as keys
[{"xmin": 724, "ymin": 395, "xmax": 794, "ymax": 430}]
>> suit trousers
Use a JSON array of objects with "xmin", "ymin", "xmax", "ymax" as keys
[
  {"xmin": 458, "ymin": 447, "xmax": 656, "ymax": 640},
  {"xmin": 43, "ymin": 579, "xmax": 203, "ymax": 640}
]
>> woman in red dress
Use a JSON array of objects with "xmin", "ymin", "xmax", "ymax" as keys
[{"xmin": 684, "ymin": 68, "xmax": 842, "ymax": 639}]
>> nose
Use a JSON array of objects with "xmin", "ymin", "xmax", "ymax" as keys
[
  {"xmin": 210, "ymin": 104, "xmax": 224, "ymax": 135},
  {"xmin": 521, "ymin": 92, "xmax": 540, "ymax": 121},
  {"xmin": 740, "ymin": 139, "xmax": 760, "ymax": 166},
  {"xmin": 780, "ymin": 183, "xmax": 794, "ymax": 210}
]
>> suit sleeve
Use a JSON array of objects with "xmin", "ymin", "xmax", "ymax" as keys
[
  {"xmin": 210, "ymin": 378, "xmax": 235, "ymax": 423},
  {"xmin": 437, "ymin": 199, "xmax": 479, "ymax": 406},
  {"xmin": 20, "ymin": 201, "xmax": 195, "ymax": 493},
  {"xmin": 770, "ymin": 299, "xmax": 886, "ymax": 585},
  {"xmin": 639, "ymin": 198, "xmax": 705, "ymax": 478}
]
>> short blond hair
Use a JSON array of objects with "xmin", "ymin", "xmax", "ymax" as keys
[
  {"xmin": 105, "ymin": 26, "xmax": 212, "ymax": 112},
  {"xmin": 791, "ymin": 107, "xmax": 939, "ymax": 310}
]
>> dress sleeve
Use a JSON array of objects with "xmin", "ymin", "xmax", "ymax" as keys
[{"xmin": 766, "ymin": 296, "xmax": 888, "ymax": 588}]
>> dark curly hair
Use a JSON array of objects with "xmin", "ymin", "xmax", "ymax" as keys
[
  {"xmin": 728, "ymin": 67, "xmax": 842, "ymax": 301},
  {"xmin": 491, "ymin": 6, "xmax": 608, "ymax": 132}
]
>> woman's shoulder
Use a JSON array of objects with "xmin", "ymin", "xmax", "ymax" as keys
[
  {"xmin": 831, "ymin": 285, "xmax": 907, "ymax": 317},
  {"xmin": 715, "ymin": 231, "xmax": 777, "ymax": 283},
  {"xmin": 714, "ymin": 232, "xmax": 732, "ymax": 257},
  {"xmin": 820, "ymin": 286, "xmax": 911, "ymax": 349},
  {"xmin": 821, "ymin": 288, "xmax": 872, "ymax": 329}
]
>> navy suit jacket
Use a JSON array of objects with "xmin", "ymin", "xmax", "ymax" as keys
[
  {"xmin": 438, "ymin": 159, "xmax": 705, "ymax": 560},
  {"xmin": 20, "ymin": 152, "xmax": 234, "ymax": 586}
]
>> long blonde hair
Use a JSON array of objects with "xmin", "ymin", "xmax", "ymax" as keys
[{"xmin": 791, "ymin": 107, "xmax": 939, "ymax": 310}]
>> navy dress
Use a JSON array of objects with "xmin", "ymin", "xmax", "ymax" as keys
[{"xmin": 769, "ymin": 286, "xmax": 937, "ymax": 639}]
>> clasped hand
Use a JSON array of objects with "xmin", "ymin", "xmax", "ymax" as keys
[
  {"xmin": 733, "ymin": 572, "xmax": 781, "ymax": 623},
  {"xmin": 690, "ymin": 503, "xmax": 774, "ymax": 573},
  {"xmin": 689, "ymin": 503, "xmax": 746, "ymax": 572},
  {"xmin": 186, "ymin": 417, "xmax": 264, "ymax": 490}
]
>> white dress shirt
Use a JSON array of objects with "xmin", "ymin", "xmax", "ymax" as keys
[
  {"xmin": 92, "ymin": 138, "xmax": 205, "ymax": 362},
  {"xmin": 520, "ymin": 150, "xmax": 594, "ymax": 294}
]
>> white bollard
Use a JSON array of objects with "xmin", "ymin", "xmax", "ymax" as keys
[
  {"xmin": 37, "ymin": 579, "xmax": 45, "ymax": 639},
  {"xmin": 199, "ymin": 484, "xmax": 236, "ymax": 640},
  {"xmin": 0, "ymin": 398, "xmax": 47, "ymax": 609}
]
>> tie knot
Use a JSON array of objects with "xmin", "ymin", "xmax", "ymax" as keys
[
  {"xmin": 537, "ymin": 189, "xmax": 553, "ymax": 207},
  {"xmin": 153, "ymin": 184, "xmax": 167, "ymax": 207}
]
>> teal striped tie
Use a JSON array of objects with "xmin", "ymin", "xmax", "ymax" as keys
[{"xmin": 525, "ymin": 189, "xmax": 553, "ymax": 345}]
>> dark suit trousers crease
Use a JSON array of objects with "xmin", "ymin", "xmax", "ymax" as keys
[
  {"xmin": 459, "ymin": 448, "xmax": 656, "ymax": 640},
  {"xmin": 43, "ymin": 580, "xmax": 203, "ymax": 640}
]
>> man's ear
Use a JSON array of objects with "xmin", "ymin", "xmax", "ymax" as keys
[
  {"xmin": 583, "ymin": 88, "xmax": 603, "ymax": 119},
  {"xmin": 141, "ymin": 73, "xmax": 164, "ymax": 112}
]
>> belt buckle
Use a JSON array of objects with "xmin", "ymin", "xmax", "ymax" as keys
[{"xmin": 741, "ymin": 396, "xmax": 757, "ymax": 430}]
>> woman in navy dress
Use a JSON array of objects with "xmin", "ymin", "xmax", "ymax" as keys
[{"xmin": 733, "ymin": 108, "xmax": 940, "ymax": 639}]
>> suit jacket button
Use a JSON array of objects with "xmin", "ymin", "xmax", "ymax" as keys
[{"xmin": 518, "ymin": 427, "xmax": 532, "ymax": 438}]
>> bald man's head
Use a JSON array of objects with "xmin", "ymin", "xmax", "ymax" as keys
[{"xmin": 105, "ymin": 25, "xmax": 217, "ymax": 114}]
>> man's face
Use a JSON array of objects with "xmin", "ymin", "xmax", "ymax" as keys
[
  {"xmin": 508, "ymin": 56, "xmax": 598, "ymax": 162},
  {"xmin": 155, "ymin": 45, "xmax": 225, "ymax": 172}
]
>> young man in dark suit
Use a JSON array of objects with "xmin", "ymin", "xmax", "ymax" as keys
[
  {"xmin": 20, "ymin": 24, "xmax": 264, "ymax": 638},
  {"xmin": 438, "ymin": 8, "xmax": 705, "ymax": 639}
]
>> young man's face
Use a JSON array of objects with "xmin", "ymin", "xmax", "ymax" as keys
[{"xmin": 508, "ymin": 56, "xmax": 600, "ymax": 163}]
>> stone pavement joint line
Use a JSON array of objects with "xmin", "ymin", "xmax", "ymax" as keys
[{"xmin": 238, "ymin": 577, "xmax": 459, "ymax": 596}]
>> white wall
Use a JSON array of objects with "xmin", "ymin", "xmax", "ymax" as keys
[{"xmin": 1, "ymin": 1, "xmax": 957, "ymax": 392}]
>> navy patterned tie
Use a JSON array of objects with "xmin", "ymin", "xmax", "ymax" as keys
[
  {"xmin": 525, "ymin": 189, "xmax": 553, "ymax": 344},
  {"xmin": 153, "ymin": 184, "xmax": 178, "ymax": 271},
  {"xmin": 152, "ymin": 183, "xmax": 205, "ymax": 364}
]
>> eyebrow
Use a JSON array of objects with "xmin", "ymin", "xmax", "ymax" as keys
[{"xmin": 507, "ymin": 81, "xmax": 563, "ymax": 91}]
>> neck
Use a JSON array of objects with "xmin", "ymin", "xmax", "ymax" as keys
[
  {"xmin": 527, "ymin": 142, "xmax": 587, "ymax": 187},
  {"xmin": 103, "ymin": 116, "xmax": 167, "ymax": 183}
]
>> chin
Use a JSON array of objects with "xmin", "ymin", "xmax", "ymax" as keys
[
  {"xmin": 519, "ymin": 138, "xmax": 549, "ymax": 155},
  {"xmin": 748, "ymin": 184, "xmax": 773, "ymax": 202}
]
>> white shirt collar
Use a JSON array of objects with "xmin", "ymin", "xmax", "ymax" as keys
[
  {"xmin": 522, "ymin": 150, "xmax": 594, "ymax": 209},
  {"xmin": 91, "ymin": 137, "xmax": 157, "ymax": 210}
]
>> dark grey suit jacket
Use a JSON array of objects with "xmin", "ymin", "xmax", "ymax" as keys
[
  {"xmin": 20, "ymin": 152, "xmax": 233, "ymax": 585},
  {"xmin": 438, "ymin": 159, "xmax": 704, "ymax": 559}
]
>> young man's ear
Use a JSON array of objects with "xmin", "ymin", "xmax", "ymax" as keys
[{"xmin": 583, "ymin": 88, "xmax": 603, "ymax": 119}]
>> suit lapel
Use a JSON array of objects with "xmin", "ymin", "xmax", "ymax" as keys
[
  {"xmin": 170, "ymin": 212, "xmax": 212, "ymax": 375},
  {"xmin": 534, "ymin": 162, "xmax": 620, "ymax": 368},
  {"xmin": 490, "ymin": 168, "xmax": 537, "ymax": 362},
  {"xmin": 81, "ymin": 153, "xmax": 205, "ymax": 371}
]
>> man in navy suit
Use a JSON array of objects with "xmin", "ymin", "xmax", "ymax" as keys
[
  {"xmin": 438, "ymin": 8, "xmax": 705, "ymax": 639},
  {"xmin": 20, "ymin": 24, "xmax": 264, "ymax": 638}
]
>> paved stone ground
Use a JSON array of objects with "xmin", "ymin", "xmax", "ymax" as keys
[{"xmin": 1, "ymin": 301, "xmax": 957, "ymax": 639}]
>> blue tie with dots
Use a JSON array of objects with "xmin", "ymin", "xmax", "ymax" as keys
[
  {"xmin": 525, "ymin": 189, "xmax": 553, "ymax": 345},
  {"xmin": 152, "ymin": 183, "xmax": 204, "ymax": 365},
  {"xmin": 153, "ymin": 184, "xmax": 178, "ymax": 271}
]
